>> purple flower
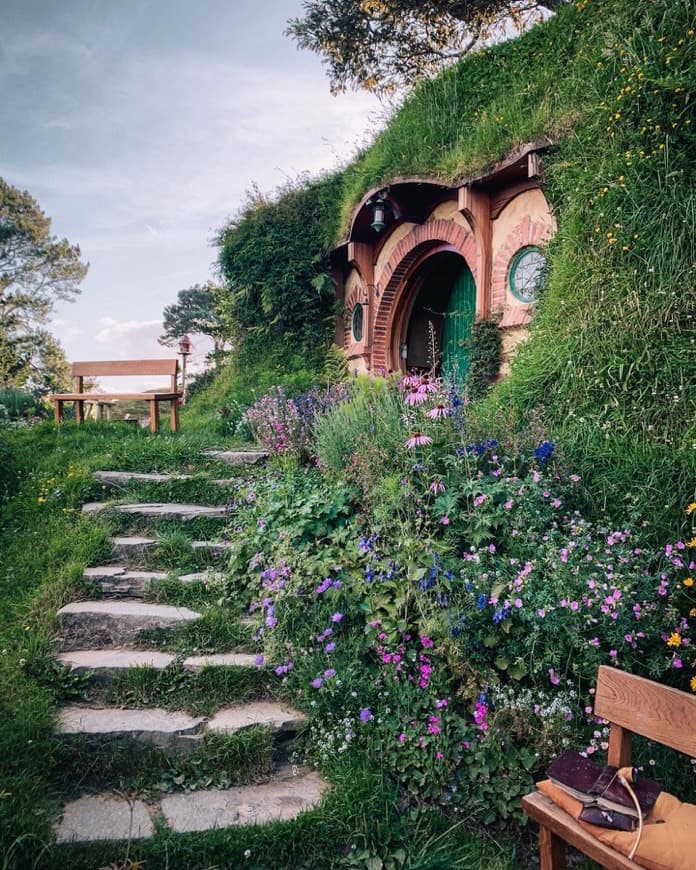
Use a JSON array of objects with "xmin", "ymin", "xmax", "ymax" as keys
[
  {"xmin": 405, "ymin": 432, "xmax": 433, "ymax": 448},
  {"xmin": 331, "ymin": 612, "xmax": 343, "ymax": 623},
  {"xmin": 311, "ymin": 677, "xmax": 323, "ymax": 689},
  {"xmin": 254, "ymin": 654, "xmax": 264, "ymax": 667},
  {"xmin": 323, "ymin": 668, "xmax": 336, "ymax": 679},
  {"xmin": 359, "ymin": 708, "xmax": 373, "ymax": 722},
  {"xmin": 324, "ymin": 642, "xmax": 336, "ymax": 652}
]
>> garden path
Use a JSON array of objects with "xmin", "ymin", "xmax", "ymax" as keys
[{"xmin": 50, "ymin": 450, "xmax": 328, "ymax": 847}]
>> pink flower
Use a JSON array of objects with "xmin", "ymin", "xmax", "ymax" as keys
[
  {"xmin": 405, "ymin": 432, "xmax": 433, "ymax": 448},
  {"xmin": 548, "ymin": 668, "xmax": 560, "ymax": 685},
  {"xmin": 440, "ymin": 516, "xmax": 450, "ymax": 526},
  {"xmin": 428, "ymin": 480, "xmax": 445, "ymax": 494},
  {"xmin": 404, "ymin": 390, "xmax": 429, "ymax": 406},
  {"xmin": 426, "ymin": 404, "xmax": 450, "ymax": 419}
]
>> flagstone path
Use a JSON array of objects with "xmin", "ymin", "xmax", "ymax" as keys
[{"xmin": 51, "ymin": 451, "xmax": 327, "ymax": 847}]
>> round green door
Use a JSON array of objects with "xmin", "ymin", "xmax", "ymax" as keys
[{"xmin": 442, "ymin": 264, "xmax": 476, "ymax": 378}]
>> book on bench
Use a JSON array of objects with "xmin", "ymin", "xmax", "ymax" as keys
[{"xmin": 546, "ymin": 750, "xmax": 662, "ymax": 830}]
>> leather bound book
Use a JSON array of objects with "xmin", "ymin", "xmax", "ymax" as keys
[{"xmin": 546, "ymin": 750, "xmax": 662, "ymax": 818}]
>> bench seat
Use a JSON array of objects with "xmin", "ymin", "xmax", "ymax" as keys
[{"xmin": 522, "ymin": 790, "xmax": 639, "ymax": 869}]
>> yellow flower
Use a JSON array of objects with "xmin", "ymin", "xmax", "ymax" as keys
[
  {"xmin": 686, "ymin": 503, "xmax": 696, "ymax": 515},
  {"xmin": 691, "ymin": 676, "xmax": 696, "ymax": 693},
  {"xmin": 667, "ymin": 633, "xmax": 682, "ymax": 647},
  {"xmin": 684, "ymin": 577, "xmax": 694, "ymax": 588},
  {"xmin": 688, "ymin": 538, "xmax": 696, "ymax": 548},
  {"xmin": 690, "ymin": 608, "xmax": 696, "ymax": 618}
]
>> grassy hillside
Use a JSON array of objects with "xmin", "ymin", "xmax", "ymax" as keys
[{"xmin": 206, "ymin": 0, "xmax": 695, "ymax": 537}]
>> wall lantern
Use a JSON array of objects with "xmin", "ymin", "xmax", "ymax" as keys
[
  {"xmin": 370, "ymin": 195, "xmax": 388, "ymax": 233},
  {"xmin": 178, "ymin": 334, "xmax": 192, "ymax": 355}
]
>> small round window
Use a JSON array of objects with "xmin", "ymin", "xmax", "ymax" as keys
[
  {"xmin": 351, "ymin": 303, "xmax": 364, "ymax": 342},
  {"xmin": 509, "ymin": 247, "xmax": 547, "ymax": 303}
]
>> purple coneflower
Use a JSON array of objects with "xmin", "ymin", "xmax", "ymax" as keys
[
  {"xmin": 426, "ymin": 403, "xmax": 450, "ymax": 419},
  {"xmin": 405, "ymin": 432, "xmax": 433, "ymax": 448},
  {"xmin": 404, "ymin": 389, "xmax": 429, "ymax": 406}
]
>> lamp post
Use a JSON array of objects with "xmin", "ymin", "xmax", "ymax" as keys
[{"xmin": 178, "ymin": 334, "xmax": 192, "ymax": 403}]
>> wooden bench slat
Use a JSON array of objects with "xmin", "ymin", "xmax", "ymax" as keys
[
  {"xmin": 71, "ymin": 359, "xmax": 178, "ymax": 376},
  {"xmin": 595, "ymin": 666, "xmax": 696, "ymax": 758},
  {"xmin": 522, "ymin": 791, "xmax": 638, "ymax": 869}
]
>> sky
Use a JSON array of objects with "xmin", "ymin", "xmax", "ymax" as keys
[{"xmin": 0, "ymin": 0, "xmax": 383, "ymax": 389}]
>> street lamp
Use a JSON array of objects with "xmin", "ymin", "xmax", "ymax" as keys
[{"xmin": 178, "ymin": 334, "xmax": 192, "ymax": 403}]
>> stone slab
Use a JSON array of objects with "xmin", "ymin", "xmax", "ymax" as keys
[
  {"xmin": 83, "ymin": 502, "xmax": 229, "ymax": 520},
  {"xmin": 83, "ymin": 566, "xmax": 169, "ymax": 597},
  {"xmin": 57, "ymin": 600, "xmax": 200, "ymax": 650},
  {"xmin": 190, "ymin": 539, "xmax": 232, "ymax": 551},
  {"xmin": 94, "ymin": 471, "xmax": 189, "ymax": 485},
  {"xmin": 161, "ymin": 768, "xmax": 327, "ymax": 832},
  {"xmin": 207, "ymin": 702, "xmax": 306, "ymax": 735},
  {"xmin": 54, "ymin": 793, "xmax": 154, "ymax": 843},
  {"xmin": 57, "ymin": 705, "xmax": 205, "ymax": 749},
  {"xmin": 57, "ymin": 648, "xmax": 176, "ymax": 676},
  {"xmin": 183, "ymin": 653, "xmax": 260, "ymax": 672},
  {"xmin": 203, "ymin": 450, "xmax": 269, "ymax": 466},
  {"xmin": 178, "ymin": 570, "xmax": 225, "ymax": 585},
  {"xmin": 110, "ymin": 536, "xmax": 157, "ymax": 562},
  {"xmin": 94, "ymin": 470, "xmax": 234, "ymax": 488}
]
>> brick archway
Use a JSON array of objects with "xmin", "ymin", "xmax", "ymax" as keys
[{"xmin": 372, "ymin": 219, "xmax": 478, "ymax": 371}]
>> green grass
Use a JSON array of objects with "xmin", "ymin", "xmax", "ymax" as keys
[
  {"xmin": 51, "ymin": 727, "xmax": 275, "ymax": 800},
  {"xmin": 93, "ymin": 664, "xmax": 271, "ymax": 716},
  {"xmin": 136, "ymin": 605, "xmax": 253, "ymax": 655}
]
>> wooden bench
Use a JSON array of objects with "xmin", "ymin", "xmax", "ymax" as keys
[
  {"xmin": 522, "ymin": 665, "xmax": 696, "ymax": 869},
  {"xmin": 49, "ymin": 359, "xmax": 182, "ymax": 434}
]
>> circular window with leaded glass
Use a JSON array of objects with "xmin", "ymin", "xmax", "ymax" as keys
[
  {"xmin": 351, "ymin": 303, "xmax": 364, "ymax": 342},
  {"xmin": 509, "ymin": 247, "xmax": 547, "ymax": 303}
]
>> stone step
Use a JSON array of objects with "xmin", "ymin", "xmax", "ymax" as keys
[
  {"xmin": 190, "ymin": 539, "xmax": 232, "ymax": 551},
  {"xmin": 208, "ymin": 701, "xmax": 306, "ymax": 736},
  {"xmin": 83, "ymin": 502, "xmax": 229, "ymax": 520},
  {"xmin": 55, "ymin": 793, "xmax": 154, "ymax": 843},
  {"xmin": 56, "ymin": 701, "xmax": 305, "ymax": 748},
  {"xmin": 56, "ymin": 600, "xmax": 201, "ymax": 650},
  {"xmin": 203, "ymin": 449, "xmax": 269, "ymax": 466},
  {"xmin": 83, "ymin": 566, "xmax": 223, "ymax": 597},
  {"xmin": 161, "ymin": 766, "xmax": 327, "ymax": 833},
  {"xmin": 56, "ymin": 649, "xmax": 260, "ymax": 679},
  {"xmin": 94, "ymin": 470, "xmax": 234, "ymax": 487},
  {"xmin": 182, "ymin": 653, "xmax": 260, "ymax": 672},
  {"xmin": 110, "ymin": 536, "xmax": 157, "ymax": 561},
  {"xmin": 57, "ymin": 705, "xmax": 206, "ymax": 751},
  {"xmin": 53, "ymin": 766, "xmax": 327, "ymax": 842},
  {"xmin": 83, "ymin": 566, "xmax": 169, "ymax": 597}
]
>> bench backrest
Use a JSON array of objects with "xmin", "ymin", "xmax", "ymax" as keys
[
  {"xmin": 71, "ymin": 360, "xmax": 178, "ymax": 377},
  {"xmin": 71, "ymin": 359, "xmax": 179, "ymax": 393},
  {"xmin": 594, "ymin": 666, "xmax": 696, "ymax": 765}
]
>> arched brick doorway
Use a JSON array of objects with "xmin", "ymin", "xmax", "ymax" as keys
[
  {"xmin": 372, "ymin": 219, "xmax": 478, "ymax": 372},
  {"xmin": 389, "ymin": 249, "xmax": 475, "ymax": 375}
]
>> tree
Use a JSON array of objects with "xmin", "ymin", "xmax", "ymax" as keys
[
  {"xmin": 0, "ymin": 177, "xmax": 87, "ymax": 390},
  {"xmin": 159, "ymin": 282, "xmax": 228, "ymax": 368},
  {"xmin": 287, "ymin": 0, "xmax": 565, "ymax": 95}
]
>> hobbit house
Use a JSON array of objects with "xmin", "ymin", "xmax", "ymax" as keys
[{"xmin": 332, "ymin": 141, "xmax": 556, "ymax": 379}]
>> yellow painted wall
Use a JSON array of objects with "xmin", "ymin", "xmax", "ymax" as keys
[
  {"xmin": 491, "ymin": 188, "xmax": 556, "ymax": 259},
  {"xmin": 374, "ymin": 222, "xmax": 416, "ymax": 282}
]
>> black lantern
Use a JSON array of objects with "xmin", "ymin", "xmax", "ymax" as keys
[{"xmin": 370, "ymin": 196, "xmax": 387, "ymax": 233}]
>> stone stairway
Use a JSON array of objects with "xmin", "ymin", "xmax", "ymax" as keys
[{"xmin": 51, "ymin": 459, "xmax": 327, "ymax": 847}]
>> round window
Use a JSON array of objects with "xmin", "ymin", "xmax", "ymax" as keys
[
  {"xmin": 509, "ymin": 247, "xmax": 547, "ymax": 303},
  {"xmin": 351, "ymin": 303, "xmax": 364, "ymax": 342}
]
